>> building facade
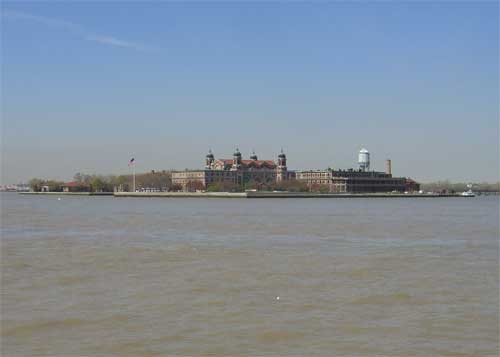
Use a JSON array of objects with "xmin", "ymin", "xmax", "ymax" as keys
[
  {"xmin": 296, "ymin": 169, "xmax": 418, "ymax": 193},
  {"xmin": 62, "ymin": 181, "xmax": 91, "ymax": 192},
  {"xmin": 296, "ymin": 153, "xmax": 419, "ymax": 193},
  {"xmin": 172, "ymin": 149, "xmax": 292, "ymax": 191}
]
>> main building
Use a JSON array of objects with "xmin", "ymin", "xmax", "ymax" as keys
[{"xmin": 172, "ymin": 149, "xmax": 294, "ymax": 190}]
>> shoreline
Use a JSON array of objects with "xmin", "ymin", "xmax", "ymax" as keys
[
  {"xmin": 14, "ymin": 191, "xmax": 470, "ymax": 198},
  {"xmin": 18, "ymin": 192, "xmax": 113, "ymax": 196},
  {"xmin": 113, "ymin": 191, "xmax": 462, "ymax": 198}
]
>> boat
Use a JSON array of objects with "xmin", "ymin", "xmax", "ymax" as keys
[
  {"xmin": 461, "ymin": 184, "xmax": 475, "ymax": 197},
  {"xmin": 461, "ymin": 190, "xmax": 475, "ymax": 197}
]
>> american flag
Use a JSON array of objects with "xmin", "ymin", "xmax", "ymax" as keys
[{"xmin": 128, "ymin": 158, "xmax": 135, "ymax": 166}]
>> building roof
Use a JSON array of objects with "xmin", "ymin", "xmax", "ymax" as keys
[
  {"xmin": 217, "ymin": 159, "xmax": 276, "ymax": 169},
  {"xmin": 62, "ymin": 181, "xmax": 90, "ymax": 188},
  {"xmin": 242, "ymin": 159, "xmax": 276, "ymax": 167}
]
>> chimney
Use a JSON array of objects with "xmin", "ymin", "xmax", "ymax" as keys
[{"xmin": 386, "ymin": 159, "xmax": 392, "ymax": 176}]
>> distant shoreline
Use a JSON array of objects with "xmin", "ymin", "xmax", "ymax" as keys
[
  {"xmin": 115, "ymin": 192, "xmax": 462, "ymax": 198},
  {"xmin": 18, "ymin": 192, "xmax": 113, "ymax": 196},
  {"xmin": 15, "ymin": 191, "xmax": 478, "ymax": 198}
]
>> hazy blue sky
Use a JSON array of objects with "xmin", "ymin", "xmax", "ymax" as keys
[{"xmin": 1, "ymin": 1, "xmax": 498, "ymax": 183}]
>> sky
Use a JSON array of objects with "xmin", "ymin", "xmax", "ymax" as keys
[{"xmin": 1, "ymin": 1, "xmax": 498, "ymax": 184}]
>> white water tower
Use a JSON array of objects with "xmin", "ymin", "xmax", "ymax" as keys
[{"xmin": 358, "ymin": 148, "xmax": 370, "ymax": 171}]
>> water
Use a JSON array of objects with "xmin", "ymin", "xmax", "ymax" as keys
[{"xmin": 1, "ymin": 193, "xmax": 498, "ymax": 356}]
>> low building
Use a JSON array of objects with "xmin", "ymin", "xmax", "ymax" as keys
[
  {"xmin": 296, "ymin": 154, "xmax": 419, "ymax": 193},
  {"xmin": 295, "ymin": 170, "xmax": 348, "ymax": 192},
  {"xmin": 405, "ymin": 178, "xmax": 420, "ymax": 192},
  {"xmin": 296, "ymin": 168, "xmax": 417, "ymax": 193},
  {"xmin": 62, "ymin": 181, "xmax": 90, "ymax": 192}
]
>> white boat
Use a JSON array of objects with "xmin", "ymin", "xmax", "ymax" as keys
[
  {"xmin": 461, "ymin": 190, "xmax": 475, "ymax": 197},
  {"xmin": 461, "ymin": 184, "xmax": 475, "ymax": 197}
]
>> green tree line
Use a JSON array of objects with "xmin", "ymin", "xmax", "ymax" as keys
[
  {"xmin": 29, "ymin": 171, "xmax": 174, "ymax": 192},
  {"xmin": 203, "ymin": 179, "xmax": 311, "ymax": 193}
]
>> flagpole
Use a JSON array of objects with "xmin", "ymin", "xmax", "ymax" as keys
[{"xmin": 133, "ymin": 163, "xmax": 136, "ymax": 192}]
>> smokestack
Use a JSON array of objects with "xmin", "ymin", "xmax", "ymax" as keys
[{"xmin": 386, "ymin": 159, "xmax": 392, "ymax": 176}]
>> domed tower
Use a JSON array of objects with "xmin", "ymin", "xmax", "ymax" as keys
[
  {"xmin": 205, "ymin": 149, "xmax": 214, "ymax": 169},
  {"xmin": 250, "ymin": 150, "xmax": 258, "ymax": 161},
  {"xmin": 232, "ymin": 147, "xmax": 242, "ymax": 170},
  {"xmin": 278, "ymin": 149, "xmax": 287, "ymax": 167},
  {"xmin": 277, "ymin": 149, "xmax": 287, "ymax": 181}
]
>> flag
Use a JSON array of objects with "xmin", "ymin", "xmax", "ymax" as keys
[{"xmin": 128, "ymin": 158, "xmax": 135, "ymax": 167}]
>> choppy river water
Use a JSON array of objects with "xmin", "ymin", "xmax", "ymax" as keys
[{"xmin": 1, "ymin": 193, "xmax": 498, "ymax": 356}]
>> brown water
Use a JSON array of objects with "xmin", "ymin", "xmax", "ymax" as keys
[{"xmin": 1, "ymin": 193, "xmax": 498, "ymax": 356}]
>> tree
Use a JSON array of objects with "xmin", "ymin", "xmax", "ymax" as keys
[
  {"xmin": 134, "ymin": 171, "xmax": 172, "ymax": 191},
  {"xmin": 206, "ymin": 180, "xmax": 242, "ymax": 192},
  {"xmin": 318, "ymin": 184, "xmax": 330, "ymax": 193},
  {"xmin": 185, "ymin": 180, "xmax": 205, "ymax": 192},
  {"xmin": 28, "ymin": 178, "xmax": 44, "ymax": 192},
  {"xmin": 73, "ymin": 172, "xmax": 83, "ymax": 182},
  {"xmin": 225, "ymin": 181, "xmax": 243, "ymax": 192},
  {"xmin": 268, "ymin": 179, "xmax": 309, "ymax": 192},
  {"xmin": 75, "ymin": 174, "xmax": 93, "ymax": 184},
  {"xmin": 73, "ymin": 172, "xmax": 93, "ymax": 185},
  {"xmin": 244, "ymin": 179, "xmax": 260, "ymax": 190},
  {"xmin": 206, "ymin": 183, "xmax": 222, "ymax": 192},
  {"xmin": 45, "ymin": 180, "xmax": 63, "ymax": 192},
  {"xmin": 309, "ymin": 183, "xmax": 322, "ymax": 193},
  {"xmin": 89, "ymin": 176, "xmax": 107, "ymax": 192},
  {"xmin": 169, "ymin": 183, "xmax": 183, "ymax": 192},
  {"xmin": 109, "ymin": 175, "xmax": 130, "ymax": 191}
]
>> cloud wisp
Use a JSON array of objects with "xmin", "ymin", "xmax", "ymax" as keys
[{"xmin": 3, "ymin": 9, "xmax": 156, "ymax": 51}]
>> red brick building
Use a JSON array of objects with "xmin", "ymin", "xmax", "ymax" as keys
[
  {"xmin": 172, "ymin": 149, "xmax": 293, "ymax": 191},
  {"xmin": 61, "ymin": 181, "xmax": 90, "ymax": 192}
]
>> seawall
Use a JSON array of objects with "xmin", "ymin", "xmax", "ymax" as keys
[
  {"xmin": 19, "ymin": 192, "xmax": 113, "ymax": 196},
  {"xmin": 113, "ymin": 191, "xmax": 460, "ymax": 198},
  {"xmin": 114, "ymin": 191, "xmax": 247, "ymax": 198}
]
